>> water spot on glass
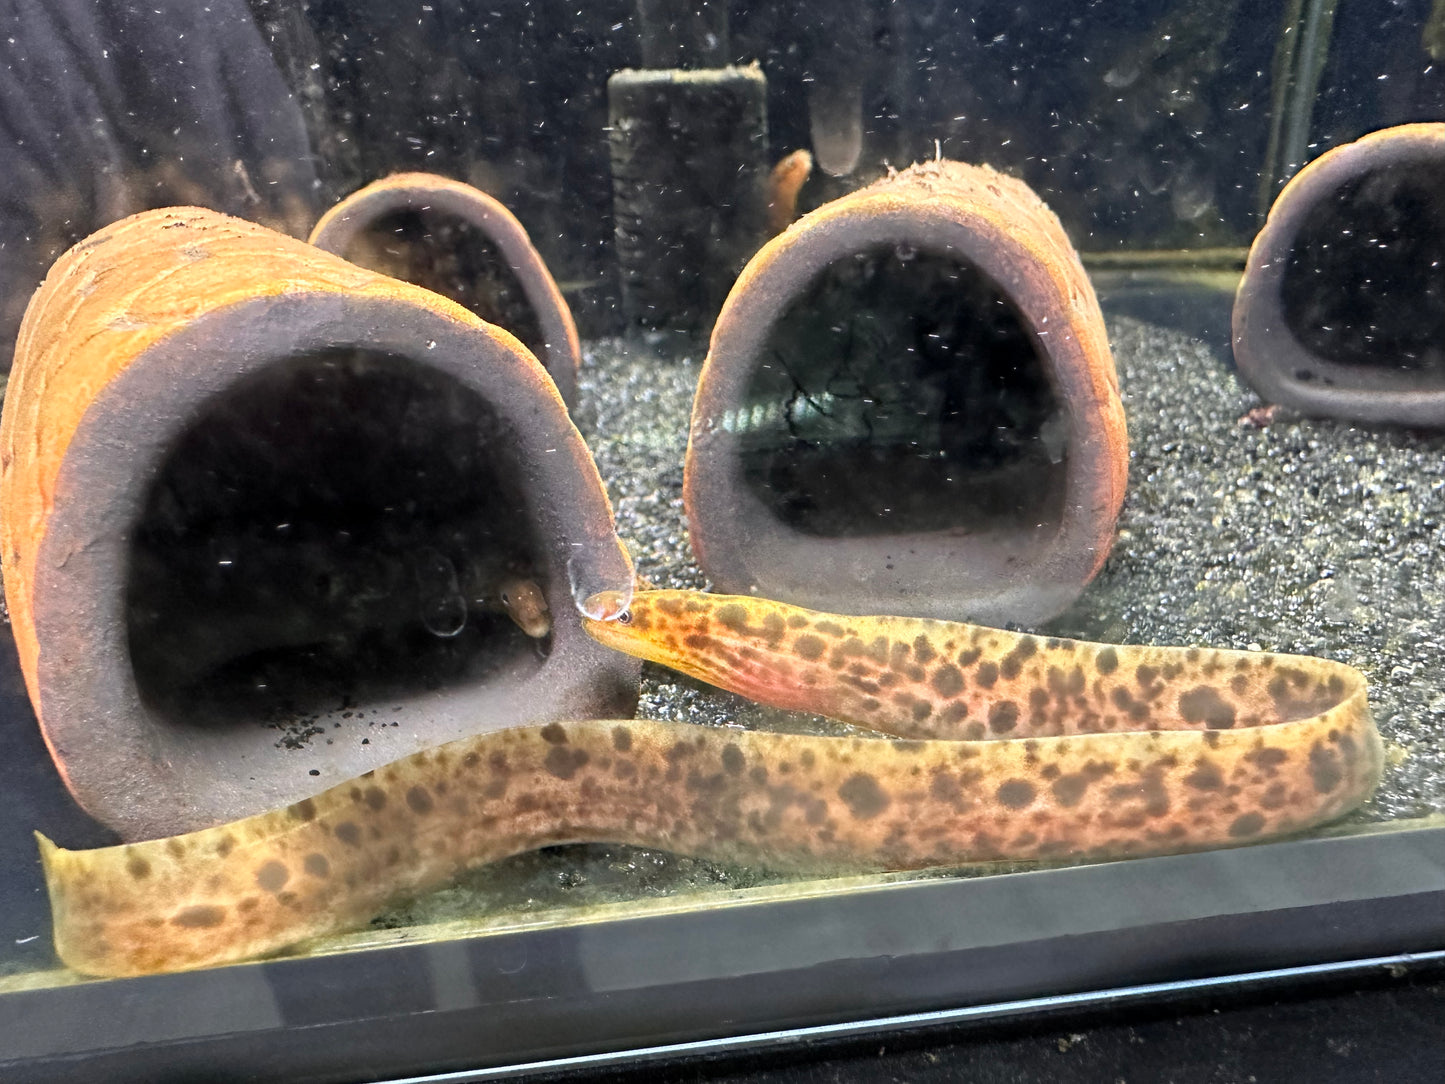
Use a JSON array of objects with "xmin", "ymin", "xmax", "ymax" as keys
[
  {"xmin": 568, "ymin": 549, "xmax": 632, "ymax": 620},
  {"xmin": 413, "ymin": 546, "xmax": 467, "ymax": 637}
]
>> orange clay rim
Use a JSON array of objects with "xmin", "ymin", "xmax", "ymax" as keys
[
  {"xmin": 1232, "ymin": 122, "xmax": 1445, "ymax": 426},
  {"xmin": 0, "ymin": 206, "xmax": 636, "ymax": 839},
  {"xmin": 310, "ymin": 172, "xmax": 582, "ymax": 408},
  {"xmin": 684, "ymin": 160, "xmax": 1128, "ymax": 627}
]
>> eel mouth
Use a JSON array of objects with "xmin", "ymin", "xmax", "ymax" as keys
[
  {"xmin": 733, "ymin": 243, "xmax": 1069, "ymax": 546},
  {"xmin": 124, "ymin": 348, "xmax": 552, "ymax": 729}
]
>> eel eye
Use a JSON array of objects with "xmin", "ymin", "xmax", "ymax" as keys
[{"xmin": 616, "ymin": 610, "xmax": 632, "ymax": 625}]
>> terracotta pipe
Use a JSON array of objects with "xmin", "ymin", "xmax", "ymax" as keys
[
  {"xmin": 309, "ymin": 172, "xmax": 581, "ymax": 408},
  {"xmin": 0, "ymin": 206, "xmax": 638, "ymax": 841},
  {"xmin": 1233, "ymin": 123, "xmax": 1445, "ymax": 426},
  {"xmin": 685, "ymin": 159, "xmax": 1128, "ymax": 627}
]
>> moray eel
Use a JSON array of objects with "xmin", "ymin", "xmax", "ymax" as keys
[
  {"xmin": 766, "ymin": 149, "xmax": 814, "ymax": 235},
  {"xmin": 37, "ymin": 591, "xmax": 1379, "ymax": 977},
  {"xmin": 492, "ymin": 575, "xmax": 551, "ymax": 639}
]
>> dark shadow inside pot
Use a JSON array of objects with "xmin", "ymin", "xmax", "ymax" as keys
[
  {"xmin": 342, "ymin": 209, "xmax": 548, "ymax": 361},
  {"xmin": 1281, "ymin": 162, "xmax": 1445, "ymax": 385},
  {"xmin": 125, "ymin": 349, "xmax": 550, "ymax": 730},
  {"xmin": 736, "ymin": 245, "xmax": 1068, "ymax": 538}
]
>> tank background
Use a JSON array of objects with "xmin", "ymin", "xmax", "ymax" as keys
[
  {"xmin": 219, "ymin": 1, "xmax": 1381, "ymax": 335},
  {"xmin": 240, "ymin": 0, "xmax": 1445, "ymax": 338},
  {"xmin": 6, "ymin": 2, "xmax": 1445, "ymax": 363},
  {"xmin": 1307, "ymin": 1, "xmax": 1445, "ymax": 193}
]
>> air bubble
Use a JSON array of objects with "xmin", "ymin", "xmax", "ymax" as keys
[{"xmin": 568, "ymin": 550, "xmax": 634, "ymax": 620}]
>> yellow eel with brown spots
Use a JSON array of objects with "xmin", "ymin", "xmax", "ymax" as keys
[{"xmin": 37, "ymin": 590, "xmax": 1380, "ymax": 977}]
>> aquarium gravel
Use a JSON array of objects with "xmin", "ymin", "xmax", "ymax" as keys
[
  {"xmin": 573, "ymin": 316, "xmax": 1445, "ymax": 826},
  {"xmin": 384, "ymin": 310, "xmax": 1444, "ymax": 930}
]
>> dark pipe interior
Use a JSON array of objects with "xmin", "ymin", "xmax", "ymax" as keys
[
  {"xmin": 738, "ymin": 245, "xmax": 1067, "ymax": 537},
  {"xmin": 125, "ymin": 350, "xmax": 549, "ymax": 731},
  {"xmin": 1281, "ymin": 161, "xmax": 1445, "ymax": 385},
  {"xmin": 345, "ymin": 209, "xmax": 548, "ymax": 361}
]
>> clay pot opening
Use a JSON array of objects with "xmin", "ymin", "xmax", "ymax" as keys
[
  {"xmin": 308, "ymin": 173, "xmax": 582, "ymax": 408},
  {"xmin": 326, "ymin": 209, "xmax": 550, "ymax": 371},
  {"xmin": 125, "ymin": 348, "xmax": 552, "ymax": 730},
  {"xmin": 1233, "ymin": 124, "xmax": 1445, "ymax": 424},
  {"xmin": 687, "ymin": 161, "xmax": 1125, "ymax": 628},
  {"xmin": 1277, "ymin": 161, "xmax": 1445, "ymax": 387},
  {"xmin": 2, "ymin": 206, "xmax": 637, "ymax": 839},
  {"xmin": 736, "ymin": 242, "xmax": 1068, "ymax": 544}
]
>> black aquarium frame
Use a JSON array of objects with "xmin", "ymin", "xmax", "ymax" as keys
[{"xmin": 1, "ymin": 819, "xmax": 1442, "ymax": 1083}]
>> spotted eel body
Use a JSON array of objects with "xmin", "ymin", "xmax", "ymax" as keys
[{"xmin": 39, "ymin": 591, "xmax": 1380, "ymax": 977}]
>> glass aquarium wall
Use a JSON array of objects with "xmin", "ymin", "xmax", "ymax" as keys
[{"xmin": 1, "ymin": 1, "xmax": 1443, "ymax": 1080}]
